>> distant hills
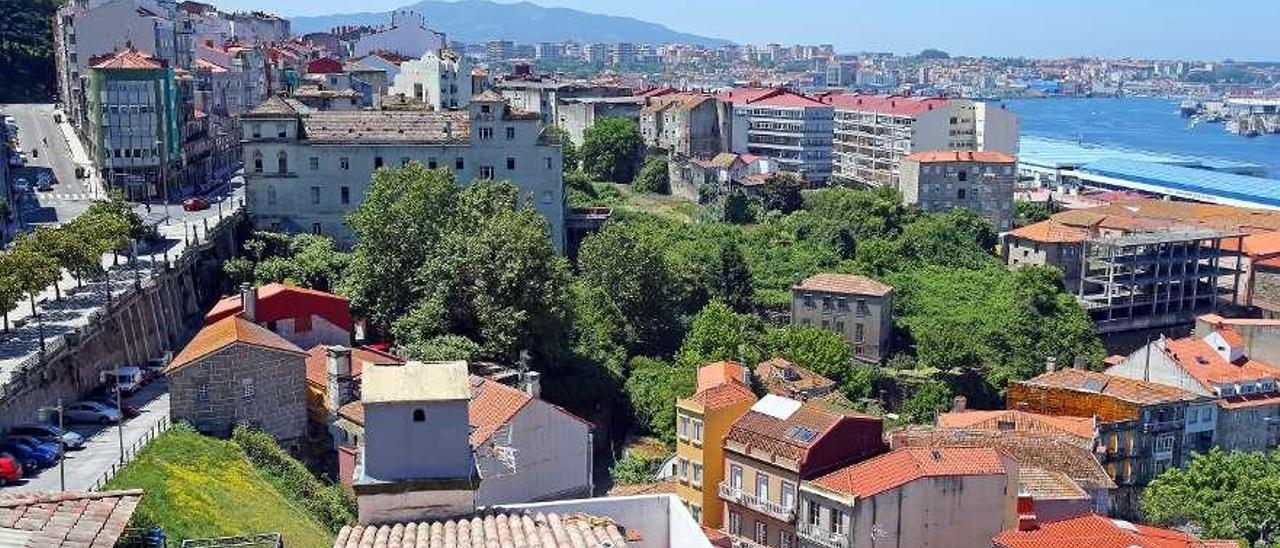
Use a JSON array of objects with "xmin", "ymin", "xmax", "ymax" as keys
[{"xmin": 289, "ymin": 0, "xmax": 733, "ymax": 47}]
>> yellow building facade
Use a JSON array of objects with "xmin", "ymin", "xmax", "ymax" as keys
[{"xmin": 675, "ymin": 362, "xmax": 757, "ymax": 528}]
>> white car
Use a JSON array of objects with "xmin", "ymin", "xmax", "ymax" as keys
[{"xmin": 63, "ymin": 401, "xmax": 122, "ymax": 424}]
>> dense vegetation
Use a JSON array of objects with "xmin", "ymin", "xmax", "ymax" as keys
[
  {"xmin": 0, "ymin": 0, "xmax": 61, "ymax": 103},
  {"xmin": 103, "ymin": 424, "xmax": 336, "ymax": 547},
  {"xmin": 1143, "ymin": 448, "xmax": 1274, "ymax": 546}
]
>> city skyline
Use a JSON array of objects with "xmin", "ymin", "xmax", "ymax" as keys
[{"xmin": 205, "ymin": 0, "xmax": 1280, "ymax": 61}]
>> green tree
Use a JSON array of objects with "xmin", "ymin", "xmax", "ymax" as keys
[
  {"xmin": 222, "ymin": 257, "xmax": 256, "ymax": 287},
  {"xmin": 1143, "ymin": 448, "xmax": 1276, "ymax": 545},
  {"xmin": 610, "ymin": 453, "xmax": 661, "ymax": 486},
  {"xmin": 676, "ymin": 301, "xmax": 764, "ymax": 368},
  {"xmin": 576, "ymin": 222, "xmax": 683, "ymax": 357},
  {"xmin": 1014, "ymin": 200, "xmax": 1052, "ymax": 226},
  {"xmin": 917, "ymin": 48, "xmax": 951, "ymax": 59},
  {"xmin": 758, "ymin": 172, "xmax": 805, "ymax": 214},
  {"xmin": 0, "ymin": 253, "xmax": 26, "ymax": 331},
  {"xmin": 764, "ymin": 325, "xmax": 852, "ymax": 381},
  {"xmin": 254, "ymin": 234, "xmax": 349, "ymax": 291},
  {"xmin": 633, "ymin": 156, "xmax": 670, "ymax": 194},
  {"xmin": 899, "ymin": 381, "xmax": 953, "ymax": 424},
  {"xmin": 7, "ymin": 232, "xmax": 60, "ymax": 315},
  {"xmin": 31, "ymin": 227, "xmax": 96, "ymax": 297},
  {"xmin": 723, "ymin": 193, "xmax": 752, "ymax": 224},
  {"xmin": 404, "ymin": 335, "xmax": 482, "ymax": 362},
  {"xmin": 624, "ymin": 356, "xmax": 695, "ymax": 444},
  {"xmin": 714, "ymin": 242, "xmax": 753, "ymax": 312},
  {"xmin": 546, "ymin": 126, "xmax": 580, "ymax": 173},
  {"xmin": 581, "ymin": 117, "xmax": 643, "ymax": 183},
  {"xmin": 0, "ymin": 0, "xmax": 61, "ymax": 103}
]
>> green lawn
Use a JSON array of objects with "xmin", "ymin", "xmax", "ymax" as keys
[{"xmin": 104, "ymin": 425, "xmax": 335, "ymax": 548}]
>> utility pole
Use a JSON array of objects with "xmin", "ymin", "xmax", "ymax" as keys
[{"xmin": 116, "ymin": 379, "xmax": 125, "ymax": 464}]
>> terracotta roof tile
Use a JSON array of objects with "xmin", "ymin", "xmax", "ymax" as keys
[
  {"xmin": 822, "ymin": 94, "xmax": 951, "ymax": 116},
  {"xmin": 892, "ymin": 427, "xmax": 1116, "ymax": 491},
  {"xmin": 167, "ymin": 315, "xmax": 305, "ymax": 373},
  {"xmin": 1162, "ymin": 335, "xmax": 1280, "ymax": 389},
  {"xmin": 685, "ymin": 382, "xmax": 757, "ymax": 410},
  {"xmin": 993, "ymin": 513, "xmax": 1233, "ymax": 548},
  {"xmin": 725, "ymin": 401, "xmax": 875, "ymax": 464},
  {"xmin": 1019, "ymin": 467, "xmax": 1089, "ymax": 501},
  {"xmin": 304, "ymin": 345, "xmax": 403, "ymax": 387},
  {"xmin": 793, "ymin": 273, "xmax": 892, "ymax": 296},
  {"xmin": 302, "ymin": 110, "xmax": 471, "ymax": 143},
  {"xmin": 468, "ymin": 376, "xmax": 532, "ymax": 445},
  {"xmin": 244, "ymin": 95, "xmax": 303, "ymax": 118},
  {"xmin": 755, "ymin": 358, "xmax": 837, "ymax": 397},
  {"xmin": 905, "ymin": 150, "xmax": 1016, "ymax": 163},
  {"xmin": 90, "ymin": 49, "xmax": 166, "ymax": 70},
  {"xmin": 937, "ymin": 410, "xmax": 1094, "ymax": 440},
  {"xmin": 696, "ymin": 361, "xmax": 747, "ymax": 391},
  {"xmin": 1007, "ymin": 219, "xmax": 1092, "ymax": 244},
  {"xmin": 1019, "ymin": 369, "xmax": 1202, "ymax": 405},
  {"xmin": 812, "ymin": 447, "xmax": 1009, "ymax": 498},
  {"xmin": 336, "ymin": 400, "xmax": 364, "ymax": 425},
  {"xmin": 333, "ymin": 511, "xmax": 628, "ymax": 548},
  {"xmin": 0, "ymin": 490, "xmax": 143, "ymax": 548}
]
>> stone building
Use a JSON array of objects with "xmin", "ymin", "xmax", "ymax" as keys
[
  {"xmin": 899, "ymin": 150, "xmax": 1017, "ymax": 231},
  {"xmin": 790, "ymin": 273, "xmax": 893, "ymax": 363},
  {"xmin": 639, "ymin": 92, "xmax": 722, "ymax": 158},
  {"xmin": 166, "ymin": 314, "xmax": 308, "ymax": 442}
]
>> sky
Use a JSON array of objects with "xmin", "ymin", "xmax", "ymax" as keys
[{"xmin": 206, "ymin": 0, "xmax": 1280, "ymax": 61}]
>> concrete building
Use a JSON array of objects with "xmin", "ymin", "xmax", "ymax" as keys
[
  {"xmin": 166, "ymin": 314, "xmax": 308, "ymax": 442},
  {"xmin": 388, "ymin": 49, "xmax": 473, "ymax": 110},
  {"xmin": 674, "ymin": 362, "xmax": 757, "ymax": 528},
  {"xmin": 352, "ymin": 10, "xmax": 445, "ymax": 59},
  {"xmin": 535, "ymin": 42, "xmax": 561, "ymax": 61},
  {"xmin": 241, "ymin": 91, "xmax": 565, "ymax": 249},
  {"xmin": 639, "ymin": 92, "xmax": 723, "ymax": 158},
  {"xmin": 486, "ymin": 40, "xmax": 515, "ymax": 62},
  {"xmin": 497, "ymin": 80, "xmax": 633, "ymax": 127},
  {"xmin": 790, "ymin": 274, "xmax": 893, "ymax": 363},
  {"xmin": 718, "ymin": 88, "xmax": 834, "ymax": 186},
  {"xmin": 204, "ymin": 283, "xmax": 353, "ymax": 350},
  {"xmin": 798, "ymin": 447, "xmax": 1017, "ymax": 548},
  {"xmin": 899, "ymin": 150, "xmax": 1017, "ymax": 231},
  {"xmin": 583, "ymin": 43, "xmax": 609, "ymax": 65},
  {"xmin": 611, "ymin": 42, "xmax": 637, "ymax": 66},
  {"xmin": 556, "ymin": 96, "xmax": 645, "ymax": 146},
  {"xmin": 85, "ymin": 49, "xmax": 180, "ymax": 200},
  {"xmin": 720, "ymin": 395, "xmax": 885, "ymax": 548},
  {"xmin": 821, "ymin": 94, "xmax": 1019, "ymax": 189}
]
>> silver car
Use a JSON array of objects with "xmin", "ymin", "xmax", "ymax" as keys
[{"xmin": 63, "ymin": 401, "xmax": 122, "ymax": 424}]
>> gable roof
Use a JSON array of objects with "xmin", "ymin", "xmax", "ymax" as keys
[
  {"xmin": 1019, "ymin": 467, "xmax": 1090, "ymax": 501},
  {"xmin": 90, "ymin": 49, "xmax": 166, "ymax": 70},
  {"xmin": 993, "ymin": 513, "xmax": 1233, "ymax": 548},
  {"xmin": 1161, "ymin": 334, "xmax": 1280, "ymax": 388},
  {"xmin": 1007, "ymin": 219, "xmax": 1092, "ymax": 244},
  {"xmin": 811, "ymin": 447, "xmax": 1008, "ymax": 499},
  {"xmin": 822, "ymin": 94, "xmax": 951, "ymax": 116},
  {"xmin": 303, "ymin": 345, "xmax": 403, "ymax": 386},
  {"xmin": 469, "ymin": 376, "xmax": 532, "ymax": 445},
  {"xmin": 696, "ymin": 361, "xmax": 747, "ymax": 391},
  {"xmin": 0, "ymin": 489, "xmax": 143, "ymax": 548},
  {"xmin": 167, "ymin": 315, "xmax": 305, "ymax": 373},
  {"xmin": 725, "ymin": 400, "xmax": 874, "ymax": 464},
  {"xmin": 206, "ymin": 282, "xmax": 352, "ymax": 331},
  {"xmin": 794, "ymin": 273, "xmax": 892, "ymax": 296},
  {"xmin": 1018, "ymin": 369, "xmax": 1202, "ymax": 406},
  {"xmin": 334, "ymin": 511, "xmax": 628, "ymax": 548},
  {"xmin": 892, "ymin": 427, "xmax": 1116, "ymax": 492},
  {"xmin": 937, "ymin": 409, "xmax": 1094, "ymax": 440},
  {"xmin": 684, "ymin": 381, "xmax": 757, "ymax": 411}
]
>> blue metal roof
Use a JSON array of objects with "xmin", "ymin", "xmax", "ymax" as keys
[
  {"xmin": 1077, "ymin": 158, "xmax": 1280, "ymax": 209},
  {"xmin": 1018, "ymin": 136, "xmax": 1265, "ymax": 175}
]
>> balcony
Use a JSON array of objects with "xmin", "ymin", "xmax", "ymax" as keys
[
  {"xmin": 1143, "ymin": 419, "xmax": 1184, "ymax": 433},
  {"xmin": 798, "ymin": 523, "xmax": 849, "ymax": 548},
  {"xmin": 718, "ymin": 482, "xmax": 796, "ymax": 522}
]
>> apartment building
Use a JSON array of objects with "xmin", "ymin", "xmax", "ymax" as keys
[
  {"xmin": 241, "ymin": 91, "xmax": 565, "ymax": 249},
  {"xmin": 674, "ymin": 362, "xmax": 757, "ymax": 528},
  {"xmin": 388, "ymin": 49, "xmax": 473, "ymax": 110},
  {"xmin": 1107, "ymin": 322, "xmax": 1280, "ymax": 454},
  {"xmin": 1007, "ymin": 368, "xmax": 1206, "ymax": 516},
  {"xmin": 497, "ymin": 80, "xmax": 633, "ymax": 126},
  {"xmin": 557, "ymin": 96, "xmax": 645, "ymax": 146},
  {"xmin": 790, "ymin": 274, "xmax": 893, "ymax": 363},
  {"xmin": 720, "ymin": 395, "xmax": 885, "ymax": 548},
  {"xmin": 799, "ymin": 447, "xmax": 1017, "ymax": 548},
  {"xmin": 85, "ymin": 49, "xmax": 181, "ymax": 199},
  {"xmin": 352, "ymin": 10, "xmax": 445, "ymax": 59},
  {"xmin": 640, "ymin": 92, "xmax": 723, "ymax": 158},
  {"xmin": 899, "ymin": 150, "xmax": 1017, "ymax": 231},
  {"xmin": 718, "ymin": 88, "xmax": 834, "ymax": 186},
  {"xmin": 821, "ymin": 94, "xmax": 1018, "ymax": 189}
]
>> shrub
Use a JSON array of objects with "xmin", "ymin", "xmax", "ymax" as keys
[{"xmin": 232, "ymin": 425, "xmax": 355, "ymax": 532}]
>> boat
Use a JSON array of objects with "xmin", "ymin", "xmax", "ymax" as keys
[{"xmin": 1179, "ymin": 100, "xmax": 1200, "ymax": 117}]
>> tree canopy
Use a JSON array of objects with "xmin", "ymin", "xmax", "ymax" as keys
[
  {"xmin": 581, "ymin": 117, "xmax": 643, "ymax": 184},
  {"xmin": 0, "ymin": 0, "xmax": 60, "ymax": 102},
  {"xmin": 1143, "ymin": 448, "xmax": 1277, "ymax": 545},
  {"xmin": 633, "ymin": 156, "xmax": 671, "ymax": 194}
]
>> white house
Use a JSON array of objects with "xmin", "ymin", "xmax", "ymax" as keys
[
  {"xmin": 389, "ymin": 49, "xmax": 473, "ymax": 111},
  {"xmin": 353, "ymin": 10, "xmax": 445, "ymax": 59}
]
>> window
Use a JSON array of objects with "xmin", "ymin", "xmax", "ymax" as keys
[
  {"xmin": 822, "ymin": 296, "xmax": 832, "ymax": 310},
  {"xmin": 836, "ymin": 321, "xmax": 845, "ymax": 334},
  {"xmin": 730, "ymin": 464, "xmax": 743, "ymax": 489},
  {"xmin": 831, "ymin": 508, "xmax": 845, "ymax": 535},
  {"xmin": 507, "ymin": 157, "xmax": 516, "ymax": 170},
  {"xmin": 341, "ymin": 186, "xmax": 350, "ymax": 205},
  {"xmin": 412, "ymin": 409, "xmax": 425, "ymax": 422},
  {"xmin": 251, "ymin": 124, "xmax": 261, "ymax": 138},
  {"xmin": 374, "ymin": 156, "xmax": 384, "ymax": 168},
  {"xmin": 241, "ymin": 377, "xmax": 255, "ymax": 401},
  {"xmin": 754, "ymin": 522, "xmax": 767, "ymax": 545},
  {"xmin": 781, "ymin": 481, "xmax": 795, "ymax": 509},
  {"xmin": 506, "ymin": 126, "xmax": 516, "ymax": 140},
  {"xmin": 340, "ymin": 157, "xmax": 350, "ymax": 170},
  {"xmin": 545, "ymin": 157, "xmax": 553, "ymax": 170},
  {"xmin": 413, "ymin": 83, "xmax": 423, "ymax": 100},
  {"xmin": 692, "ymin": 419, "xmax": 703, "ymax": 443},
  {"xmin": 455, "ymin": 157, "xmax": 465, "ymax": 170},
  {"xmin": 957, "ymin": 188, "xmax": 966, "ymax": 199},
  {"xmin": 957, "ymin": 171, "xmax": 967, "ymax": 182},
  {"xmin": 856, "ymin": 299, "xmax": 869, "ymax": 316},
  {"xmin": 690, "ymin": 505, "xmax": 701, "ymax": 522},
  {"xmin": 780, "ymin": 530, "xmax": 793, "ymax": 548},
  {"xmin": 480, "ymin": 166, "xmax": 495, "ymax": 179},
  {"xmin": 728, "ymin": 512, "xmax": 741, "ymax": 535},
  {"xmin": 310, "ymin": 186, "xmax": 320, "ymax": 205},
  {"xmin": 311, "ymin": 222, "xmax": 322, "ymax": 235},
  {"xmin": 679, "ymin": 415, "xmax": 690, "ymax": 440},
  {"xmin": 679, "ymin": 458, "xmax": 689, "ymax": 481},
  {"xmin": 1156, "ymin": 433, "xmax": 1175, "ymax": 452},
  {"xmin": 276, "ymin": 123, "xmax": 286, "ymax": 139},
  {"xmin": 252, "ymin": 150, "xmax": 263, "ymax": 173},
  {"xmin": 277, "ymin": 151, "xmax": 288, "ymax": 173},
  {"xmin": 481, "ymin": 104, "xmax": 491, "ymax": 114},
  {"xmin": 808, "ymin": 501, "xmax": 821, "ymax": 526},
  {"xmin": 197, "ymin": 384, "xmax": 209, "ymax": 403},
  {"xmin": 309, "ymin": 156, "xmax": 319, "ymax": 170},
  {"xmin": 855, "ymin": 323, "xmax": 864, "ymax": 343},
  {"xmin": 692, "ymin": 462, "xmax": 702, "ymax": 486},
  {"xmin": 479, "ymin": 127, "xmax": 493, "ymax": 140},
  {"xmin": 755, "ymin": 473, "xmax": 769, "ymax": 500},
  {"xmin": 821, "ymin": 320, "xmax": 829, "ymax": 330}
]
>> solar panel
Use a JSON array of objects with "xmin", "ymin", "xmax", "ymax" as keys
[
  {"xmin": 1082, "ymin": 379, "xmax": 1106, "ymax": 393},
  {"xmin": 786, "ymin": 426, "xmax": 817, "ymax": 442}
]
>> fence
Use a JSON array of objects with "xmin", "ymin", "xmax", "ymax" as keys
[
  {"xmin": 88, "ymin": 414, "xmax": 171, "ymax": 492},
  {"xmin": 181, "ymin": 533, "xmax": 283, "ymax": 548}
]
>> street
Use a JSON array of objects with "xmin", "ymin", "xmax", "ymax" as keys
[{"xmin": 2, "ymin": 103, "xmax": 102, "ymax": 233}]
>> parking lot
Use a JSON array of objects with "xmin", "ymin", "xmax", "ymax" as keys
[{"xmin": 2, "ymin": 377, "xmax": 171, "ymax": 493}]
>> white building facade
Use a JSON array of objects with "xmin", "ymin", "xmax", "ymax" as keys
[
  {"xmin": 353, "ymin": 10, "xmax": 445, "ymax": 59},
  {"xmin": 389, "ymin": 49, "xmax": 473, "ymax": 110}
]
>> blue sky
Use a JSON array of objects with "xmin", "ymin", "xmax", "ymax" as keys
[{"xmin": 210, "ymin": 0, "xmax": 1280, "ymax": 61}]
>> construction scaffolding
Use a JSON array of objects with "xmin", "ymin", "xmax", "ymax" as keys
[{"xmin": 1077, "ymin": 228, "xmax": 1246, "ymax": 334}]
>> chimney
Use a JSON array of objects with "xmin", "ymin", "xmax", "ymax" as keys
[
  {"xmin": 240, "ymin": 283, "xmax": 257, "ymax": 323},
  {"xmin": 1072, "ymin": 356, "xmax": 1086, "ymax": 370},
  {"xmin": 1045, "ymin": 356, "xmax": 1057, "ymax": 373},
  {"xmin": 523, "ymin": 370, "xmax": 541, "ymax": 399},
  {"xmin": 1016, "ymin": 494, "xmax": 1038, "ymax": 531},
  {"xmin": 325, "ymin": 345, "xmax": 353, "ymax": 412},
  {"xmin": 951, "ymin": 396, "xmax": 967, "ymax": 413}
]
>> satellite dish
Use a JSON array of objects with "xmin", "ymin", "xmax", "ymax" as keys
[{"xmin": 475, "ymin": 422, "xmax": 518, "ymax": 479}]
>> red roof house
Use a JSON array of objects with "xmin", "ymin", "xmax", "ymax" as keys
[{"xmin": 206, "ymin": 283, "xmax": 352, "ymax": 349}]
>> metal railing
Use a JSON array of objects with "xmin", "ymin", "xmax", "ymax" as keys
[
  {"xmin": 89, "ymin": 415, "xmax": 171, "ymax": 491},
  {"xmin": 181, "ymin": 533, "xmax": 283, "ymax": 548},
  {"xmin": 798, "ymin": 523, "xmax": 849, "ymax": 548},
  {"xmin": 718, "ymin": 482, "xmax": 797, "ymax": 522}
]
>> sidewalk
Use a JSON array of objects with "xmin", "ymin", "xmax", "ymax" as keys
[{"xmin": 52, "ymin": 109, "xmax": 102, "ymax": 198}]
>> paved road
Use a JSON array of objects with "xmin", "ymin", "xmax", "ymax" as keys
[
  {"xmin": 3, "ymin": 378, "xmax": 171, "ymax": 493},
  {"xmin": 2, "ymin": 103, "xmax": 101, "ymax": 234}
]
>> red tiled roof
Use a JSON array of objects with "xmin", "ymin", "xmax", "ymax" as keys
[
  {"xmin": 794, "ymin": 273, "xmax": 892, "ymax": 296},
  {"xmin": 167, "ymin": 315, "xmax": 305, "ymax": 373},
  {"xmin": 905, "ymin": 150, "xmax": 1016, "ymax": 164},
  {"xmin": 206, "ymin": 283, "xmax": 352, "ymax": 332},
  {"xmin": 725, "ymin": 401, "xmax": 874, "ymax": 463},
  {"xmin": 0, "ymin": 489, "xmax": 143, "ymax": 547},
  {"xmin": 468, "ymin": 376, "xmax": 533, "ymax": 446},
  {"xmin": 1218, "ymin": 392, "xmax": 1280, "ymax": 409},
  {"xmin": 749, "ymin": 92, "xmax": 829, "ymax": 109},
  {"xmin": 938, "ymin": 410, "xmax": 1094, "ymax": 440},
  {"xmin": 697, "ymin": 361, "xmax": 747, "ymax": 391},
  {"xmin": 993, "ymin": 513, "xmax": 1233, "ymax": 548},
  {"xmin": 892, "ymin": 427, "xmax": 1116, "ymax": 492},
  {"xmin": 686, "ymin": 381, "xmax": 757, "ymax": 410},
  {"xmin": 822, "ymin": 93, "xmax": 951, "ymax": 116},
  {"xmin": 715, "ymin": 87, "xmax": 785, "ymax": 105},
  {"xmin": 303, "ymin": 345, "xmax": 403, "ymax": 386},
  {"xmin": 334, "ymin": 512, "xmax": 628, "ymax": 548},
  {"xmin": 812, "ymin": 447, "xmax": 1009, "ymax": 498},
  {"xmin": 1019, "ymin": 369, "xmax": 1202, "ymax": 406},
  {"xmin": 1007, "ymin": 219, "xmax": 1092, "ymax": 244},
  {"xmin": 1162, "ymin": 335, "xmax": 1280, "ymax": 388},
  {"xmin": 91, "ymin": 49, "xmax": 166, "ymax": 70},
  {"xmin": 755, "ymin": 357, "xmax": 837, "ymax": 396}
]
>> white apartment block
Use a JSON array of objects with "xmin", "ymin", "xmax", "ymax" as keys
[
  {"xmin": 389, "ymin": 49, "xmax": 473, "ymax": 111},
  {"xmin": 718, "ymin": 88, "xmax": 834, "ymax": 185},
  {"xmin": 824, "ymin": 94, "xmax": 1019, "ymax": 189},
  {"xmin": 241, "ymin": 92, "xmax": 565, "ymax": 250},
  {"xmin": 353, "ymin": 10, "xmax": 445, "ymax": 59}
]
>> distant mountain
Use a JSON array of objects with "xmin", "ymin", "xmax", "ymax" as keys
[{"xmin": 289, "ymin": 0, "xmax": 733, "ymax": 47}]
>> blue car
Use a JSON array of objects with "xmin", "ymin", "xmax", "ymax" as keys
[
  {"xmin": 4, "ymin": 436, "xmax": 61, "ymax": 458},
  {"xmin": 0, "ymin": 439, "xmax": 57, "ymax": 470}
]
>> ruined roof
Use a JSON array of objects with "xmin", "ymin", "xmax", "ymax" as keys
[
  {"xmin": 1007, "ymin": 219, "xmax": 1092, "ymax": 244},
  {"xmin": 334, "ymin": 511, "xmax": 628, "ymax": 548},
  {"xmin": 892, "ymin": 427, "xmax": 1116, "ymax": 492},
  {"xmin": 811, "ymin": 447, "xmax": 1009, "ymax": 499},
  {"xmin": 167, "ymin": 315, "xmax": 305, "ymax": 373},
  {"xmin": 755, "ymin": 357, "xmax": 837, "ymax": 396},
  {"xmin": 473, "ymin": 89, "xmax": 506, "ymax": 102},
  {"xmin": 243, "ymin": 95, "xmax": 305, "ymax": 118},
  {"xmin": 937, "ymin": 409, "xmax": 1094, "ymax": 440},
  {"xmin": 607, "ymin": 480, "xmax": 678, "ymax": 497},
  {"xmin": 301, "ymin": 110, "xmax": 471, "ymax": 143},
  {"xmin": 793, "ymin": 273, "xmax": 892, "ymax": 296},
  {"xmin": 0, "ymin": 489, "xmax": 143, "ymax": 548},
  {"xmin": 1019, "ymin": 369, "xmax": 1203, "ymax": 406},
  {"xmin": 1019, "ymin": 467, "xmax": 1090, "ymax": 501}
]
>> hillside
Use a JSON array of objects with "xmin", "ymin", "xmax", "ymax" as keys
[
  {"xmin": 0, "ymin": 0, "xmax": 61, "ymax": 103},
  {"xmin": 290, "ymin": 0, "xmax": 732, "ymax": 47},
  {"xmin": 103, "ymin": 425, "xmax": 336, "ymax": 548}
]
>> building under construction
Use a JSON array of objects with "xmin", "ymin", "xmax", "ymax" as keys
[{"xmin": 1077, "ymin": 228, "xmax": 1246, "ymax": 333}]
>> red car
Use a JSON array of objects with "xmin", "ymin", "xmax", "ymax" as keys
[
  {"xmin": 182, "ymin": 197, "xmax": 210, "ymax": 211},
  {"xmin": 0, "ymin": 453, "xmax": 23, "ymax": 485}
]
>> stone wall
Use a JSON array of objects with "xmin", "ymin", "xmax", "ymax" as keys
[{"xmin": 169, "ymin": 344, "xmax": 306, "ymax": 442}]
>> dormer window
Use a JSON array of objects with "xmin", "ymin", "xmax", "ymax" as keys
[
  {"xmin": 412, "ymin": 409, "xmax": 425, "ymax": 422},
  {"xmin": 481, "ymin": 104, "xmax": 491, "ymax": 114}
]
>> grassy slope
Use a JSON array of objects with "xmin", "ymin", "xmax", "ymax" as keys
[{"xmin": 103, "ymin": 425, "xmax": 334, "ymax": 548}]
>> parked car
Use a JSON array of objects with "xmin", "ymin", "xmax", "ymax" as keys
[
  {"xmin": 0, "ymin": 439, "xmax": 57, "ymax": 470},
  {"xmin": 182, "ymin": 196, "xmax": 210, "ymax": 211},
  {"xmin": 12, "ymin": 177, "xmax": 29, "ymax": 192},
  {"xmin": 35, "ymin": 178, "xmax": 52, "ymax": 192},
  {"xmin": 3, "ymin": 436, "xmax": 61, "ymax": 458},
  {"xmin": 63, "ymin": 401, "xmax": 122, "ymax": 424},
  {"xmin": 7, "ymin": 424, "xmax": 84, "ymax": 450},
  {"xmin": 88, "ymin": 396, "xmax": 140, "ymax": 419},
  {"xmin": 0, "ymin": 453, "xmax": 22, "ymax": 485},
  {"xmin": 101, "ymin": 366, "xmax": 145, "ymax": 394}
]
